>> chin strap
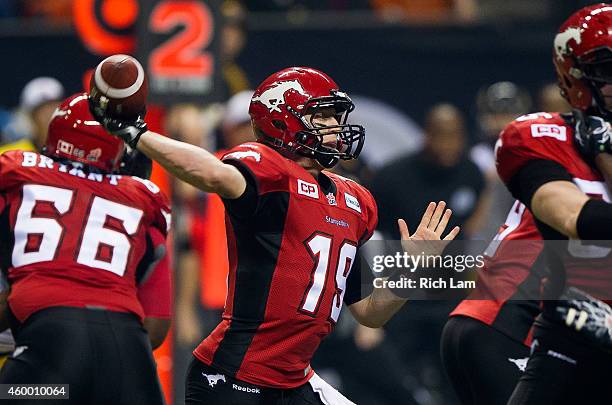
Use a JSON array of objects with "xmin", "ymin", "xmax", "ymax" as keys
[{"xmin": 313, "ymin": 146, "xmax": 340, "ymax": 168}]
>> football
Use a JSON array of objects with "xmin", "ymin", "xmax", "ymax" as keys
[{"xmin": 89, "ymin": 54, "xmax": 148, "ymax": 120}]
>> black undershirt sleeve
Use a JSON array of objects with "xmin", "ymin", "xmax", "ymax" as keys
[
  {"xmin": 220, "ymin": 160, "xmax": 259, "ymax": 219},
  {"xmin": 507, "ymin": 159, "xmax": 573, "ymax": 209}
]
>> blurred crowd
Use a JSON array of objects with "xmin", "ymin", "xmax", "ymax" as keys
[
  {"xmin": 0, "ymin": 0, "xmax": 598, "ymax": 25},
  {"xmin": 0, "ymin": 1, "xmax": 574, "ymax": 404}
]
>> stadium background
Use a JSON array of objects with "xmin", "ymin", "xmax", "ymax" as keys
[{"xmin": 0, "ymin": 1, "xmax": 596, "ymax": 404}]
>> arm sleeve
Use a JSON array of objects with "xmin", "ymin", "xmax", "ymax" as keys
[
  {"xmin": 221, "ymin": 161, "xmax": 259, "ymax": 218},
  {"xmin": 506, "ymin": 159, "xmax": 574, "ymax": 209},
  {"xmin": 220, "ymin": 144, "xmax": 285, "ymax": 219}
]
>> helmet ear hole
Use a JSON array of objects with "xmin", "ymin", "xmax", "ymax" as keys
[
  {"xmin": 296, "ymin": 132, "xmax": 308, "ymax": 144},
  {"xmin": 272, "ymin": 120, "xmax": 287, "ymax": 130}
]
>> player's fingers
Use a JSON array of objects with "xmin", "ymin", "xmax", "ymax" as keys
[
  {"xmin": 418, "ymin": 202, "xmax": 436, "ymax": 230},
  {"xmin": 428, "ymin": 201, "xmax": 446, "ymax": 231},
  {"xmin": 398, "ymin": 218, "xmax": 411, "ymax": 240},
  {"xmin": 443, "ymin": 226, "xmax": 461, "ymax": 241},
  {"xmin": 435, "ymin": 209, "xmax": 453, "ymax": 236}
]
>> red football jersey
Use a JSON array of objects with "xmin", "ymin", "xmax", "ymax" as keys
[
  {"xmin": 451, "ymin": 200, "xmax": 543, "ymax": 345},
  {"xmin": 495, "ymin": 112, "xmax": 612, "ymax": 300},
  {"xmin": 194, "ymin": 142, "xmax": 377, "ymax": 388},
  {"xmin": 0, "ymin": 150, "xmax": 171, "ymax": 322}
]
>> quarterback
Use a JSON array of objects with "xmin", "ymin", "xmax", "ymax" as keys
[{"xmin": 97, "ymin": 66, "xmax": 459, "ymax": 404}]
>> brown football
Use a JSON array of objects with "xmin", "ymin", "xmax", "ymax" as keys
[{"xmin": 89, "ymin": 54, "xmax": 148, "ymax": 120}]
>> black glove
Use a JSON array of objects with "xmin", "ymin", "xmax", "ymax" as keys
[
  {"xmin": 574, "ymin": 115, "xmax": 612, "ymax": 159},
  {"xmin": 101, "ymin": 116, "xmax": 148, "ymax": 149}
]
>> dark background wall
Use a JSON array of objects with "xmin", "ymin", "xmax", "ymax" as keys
[{"xmin": 2, "ymin": 20, "xmax": 560, "ymax": 126}]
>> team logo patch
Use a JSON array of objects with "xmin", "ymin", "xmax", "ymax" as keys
[
  {"xmin": 326, "ymin": 192, "xmax": 337, "ymax": 206},
  {"xmin": 344, "ymin": 193, "xmax": 361, "ymax": 213},
  {"xmin": 12, "ymin": 346, "xmax": 28, "ymax": 358},
  {"xmin": 223, "ymin": 150, "xmax": 261, "ymax": 162},
  {"xmin": 554, "ymin": 26, "xmax": 581, "ymax": 61},
  {"xmin": 202, "ymin": 373, "xmax": 226, "ymax": 387},
  {"xmin": 252, "ymin": 80, "xmax": 308, "ymax": 113},
  {"xmin": 57, "ymin": 139, "xmax": 74, "ymax": 155},
  {"xmin": 298, "ymin": 179, "xmax": 319, "ymax": 199},
  {"xmin": 508, "ymin": 357, "xmax": 528, "ymax": 372},
  {"xmin": 530, "ymin": 124, "xmax": 567, "ymax": 141}
]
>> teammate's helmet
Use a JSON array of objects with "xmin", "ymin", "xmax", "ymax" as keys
[
  {"xmin": 46, "ymin": 93, "xmax": 125, "ymax": 172},
  {"xmin": 249, "ymin": 67, "xmax": 365, "ymax": 168},
  {"xmin": 554, "ymin": 4, "xmax": 612, "ymax": 117}
]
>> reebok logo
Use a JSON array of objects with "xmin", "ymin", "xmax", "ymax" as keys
[{"xmin": 232, "ymin": 383, "xmax": 261, "ymax": 394}]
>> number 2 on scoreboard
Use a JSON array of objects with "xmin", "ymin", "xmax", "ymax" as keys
[{"xmin": 149, "ymin": 0, "xmax": 214, "ymax": 77}]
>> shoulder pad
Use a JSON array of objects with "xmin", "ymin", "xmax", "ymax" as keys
[{"xmin": 496, "ymin": 112, "xmax": 574, "ymax": 184}]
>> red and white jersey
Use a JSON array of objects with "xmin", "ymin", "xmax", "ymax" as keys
[
  {"xmin": 495, "ymin": 112, "xmax": 612, "ymax": 300},
  {"xmin": 0, "ymin": 150, "xmax": 171, "ymax": 322},
  {"xmin": 194, "ymin": 142, "xmax": 377, "ymax": 389},
  {"xmin": 451, "ymin": 200, "xmax": 543, "ymax": 345}
]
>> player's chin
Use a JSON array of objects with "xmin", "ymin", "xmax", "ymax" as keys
[{"xmin": 297, "ymin": 156, "xmax": 326, "ymax": 173}]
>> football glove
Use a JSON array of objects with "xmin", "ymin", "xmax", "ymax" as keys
[
  {"xmin": 574, "ymin": 115, "xmax": 612, "ymax": 159},
  {"xmin": 549, "ymin": 287, "xmax": 612, "ymax": 351},
  {"xmin": 101, "ymin": 116, "xmax": 148, "ymax": 149}
]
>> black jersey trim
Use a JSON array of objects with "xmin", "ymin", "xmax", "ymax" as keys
[
  {"xmin": 507, "ymin": 159, "xmax": 573, "ymax": 209},
  {"xmin": 221, "ymin": 159, "xmax": 260, "ymax": 219},
  {"xmin": 211, "ymin": 191, "xmax": 290, "ymax": 376}
]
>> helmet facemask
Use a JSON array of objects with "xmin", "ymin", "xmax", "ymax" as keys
[
  {"xmin": 287, "ymin": 91, "xmax": 365, "ymax": 168},
  {"xmin": 579, "ymin": 47, "xmax": 612, "ymax": 119}
]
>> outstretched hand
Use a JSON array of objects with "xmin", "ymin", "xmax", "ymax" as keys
[
  {"xmin": 398, "ymin": 201, "xmax": 460, "ymax": 257},
  {"xmin": 100, "ymin": 116, "xmax": 149, "ymax": 149}
]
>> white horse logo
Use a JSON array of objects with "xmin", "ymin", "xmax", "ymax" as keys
[
  {"xmin": 554, "ymin": 27, "xmax": 582, "ymax": 61},
  {"xmin": 252, "ymin": 80, "xmax": 308, "ymax": 113}
]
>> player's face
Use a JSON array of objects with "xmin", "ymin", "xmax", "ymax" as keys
[
  {"xmin": 308, "ymin": 108, "xmax": 340, "ymax": 130},
  {"xmin": 308, "ymin": 107, "xmax": 341, "ymax": 148},
  {"xmin": 297, "ymin": 108, "xmax": 341, "ymax": 175}
]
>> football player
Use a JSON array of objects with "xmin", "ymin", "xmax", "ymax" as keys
[
  {"xmin": 0, "ymin": 141, "xmax": 170, "ymax": 368},
  {"xmin": 0, "ymin": 93, "xmax": 170, "ymax": 405},
  {"xmin": 96, "ymin": 66, "xmax": 459, "ymax": 404},
  {"xmin": 488, "ymin": 4, "xmax": 612, "ymax": 403},
  {"xmin": 442, "ymin": 205, "xmax": 545, "ymax": 404}
]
